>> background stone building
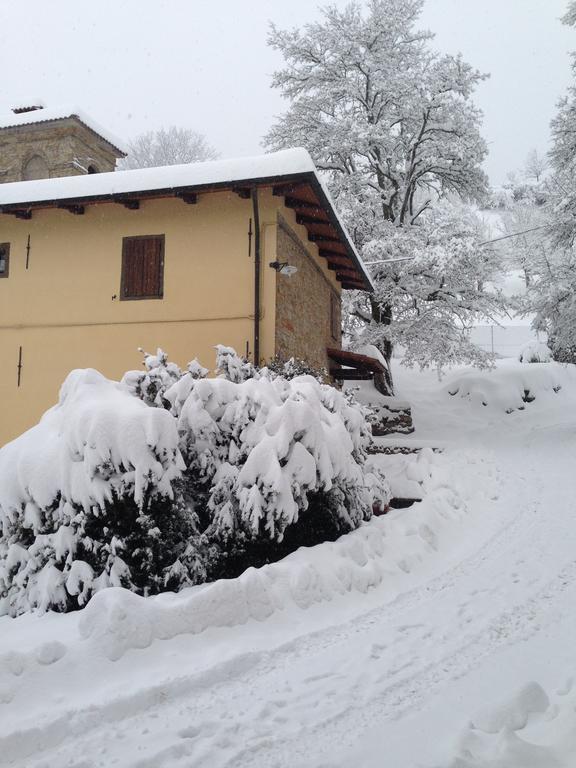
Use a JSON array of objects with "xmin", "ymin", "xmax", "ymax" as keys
[{"xmin": 0, "ymin": 102, "xmax": 126, "ymax": 183}]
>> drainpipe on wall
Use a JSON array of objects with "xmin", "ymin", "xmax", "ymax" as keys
[{"xmin": 251, "ymin": 187, "xmax": 261, "ymax": 365}]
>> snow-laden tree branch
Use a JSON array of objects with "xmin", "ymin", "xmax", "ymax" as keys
[
  {"xmin": 119, "ymin": 126, "xmax": 219, "ymax": 170},
  {"xmin": 265, "ymin": 0, "xmax": 501, "ymax": 385}
]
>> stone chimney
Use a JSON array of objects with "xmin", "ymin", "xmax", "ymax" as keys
[{"xmin": 12, "ymin": 100, "xmax": 45, "ymax": 115}]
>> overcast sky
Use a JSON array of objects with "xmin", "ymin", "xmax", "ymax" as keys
[{"xmin": 0, "ymin": 0, "xmax": 573, "ymax": 185}]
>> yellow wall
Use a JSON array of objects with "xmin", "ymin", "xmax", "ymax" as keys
[{"xmin": 0, "ymin": 187, "xmax": 341, "ymax": 446}]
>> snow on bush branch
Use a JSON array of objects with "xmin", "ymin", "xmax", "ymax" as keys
[{"xmin": 0, "ymin": 348, "xmax": 389, "ymax": 616}]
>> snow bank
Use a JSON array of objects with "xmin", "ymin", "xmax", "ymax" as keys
[
  {"xmin": 518, "ymin": 341, "xmax": 553, "ymax": 364},
  {"xmin": 440, "ymin": 679, "xmax": 576, "ymax": 767},
  {"xmin": 72, "ymin": 449, "xmax": 470, "ymax": 661},
  {"xmin": 444, "ymin": 361, "xmax": 574, "ymax": 413}
]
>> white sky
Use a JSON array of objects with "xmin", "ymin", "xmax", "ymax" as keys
[{"xmin": 0, "ymin": 0, "xmax": 573, "ymax": 185}]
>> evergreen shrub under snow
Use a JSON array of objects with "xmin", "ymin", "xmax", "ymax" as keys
[{"xmin": 0, "ymin": 347, "xmax": 389, "ymax": 616}]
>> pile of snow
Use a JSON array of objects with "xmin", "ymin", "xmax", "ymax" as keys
[
  {"xmin": 444, "ymin": 361, "xmax": 573, "ymax": 413},
  {"xmin": 371, "ymin": 447, "xmax": 438, "ymax": 500},
  {"xmin": 518, "ymin": 341, "xmax": 553, "ymax": 364},
  {"xmin": 440, "ymin": 680, "xmax": 576, "ymax": 767}
]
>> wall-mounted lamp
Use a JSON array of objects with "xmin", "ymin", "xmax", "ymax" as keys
[{"xmin": 269, "ymin": 261, "xmax": 298, "ymax": 277}]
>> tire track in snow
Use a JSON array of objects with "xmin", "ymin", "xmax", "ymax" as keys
[{"xmin": 7, "ymin": 449, "xmax": 547, "ymax": 768}]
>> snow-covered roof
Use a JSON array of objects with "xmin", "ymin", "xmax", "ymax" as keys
[
  {"xmin": 0, "ymin": 148, "xmax": 373, "ymax": 291},
  {"xmin": 0, "ymin": 105, "xmax": 127, "ymax": 155}
]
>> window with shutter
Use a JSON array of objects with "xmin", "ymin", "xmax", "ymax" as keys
[
  {"xmin": 0, "ymin": 243, "xmax": 9, "ymax": 278},
  {"xmin": 121, "ymin": 235, "xmax": 165, "ymax": 300}
]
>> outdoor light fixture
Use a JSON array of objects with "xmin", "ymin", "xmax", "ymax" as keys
[{"xmin": 269, "ymin": 261, "xmax": 298, "ymax": 277}]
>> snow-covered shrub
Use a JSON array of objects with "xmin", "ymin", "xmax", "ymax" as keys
[
  {"xmin": 266, "ymin": 356, "xmax": 328, "ymax": 383},
  {"xmin": 0, "ymin": 369, "xmax": 191, "ymax": 617},
  {"xmin": 215, "ymin": 344, "xmax": 255, "ymax": 383},
  {"xmin": 0, "ymin": 349, "xmax": 390, "ymax": 614},
  {"xmin": 445, "ymin": 361, "xmax": 568, "ymax": 413},
  {"xmin": 121, "ymin": 347, "xmax": 207, "ymax": 407},
  {"xmin": 167, "ymin": 348, "xmax": 390, "ymax": 578},
  {"xmin": 518, "ymin": 341, "xmax": 552, "ymax": 364}
]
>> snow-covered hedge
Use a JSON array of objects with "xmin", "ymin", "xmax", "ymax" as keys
[
  {"xmin": 518, "ymin": 341, "xmax": 552, "ymax": 364},
  {"xmin": 445, "ymin": 361, "xmax": 571, "ymax": 413},
  {"xmin": 0, "ymin": 349, "xmax": 389, "ymax": 616}
]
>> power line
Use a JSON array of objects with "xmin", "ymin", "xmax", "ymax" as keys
[{"xmin": 479, "ymin": 225, "xmax": 548, "ymax": 246}]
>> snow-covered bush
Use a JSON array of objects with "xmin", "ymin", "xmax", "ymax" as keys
[
  {"xmin": 166, "ymin": 348, "xmax": 390, "ymax": 578},
  {"xmin": 121, "ymin": 347, "xmax": 207, "ymax": 407},
  {"xmin": 266, "ymin": 356, "xmax": 328, "ymax": 383},
  {"xmin": 445, "ymin": 361, "xmax": 567, "ymax": 413},
  {"xmin": 0, "ymin": 369, "xmax": 191, "ymax": 616},
  {"xmin": 0, "ymin": 349, "xmax": 390, "ymax": 614},
  {"xmin": 518, "ymin": 341, "xmax": 552, "ymax": 364}
]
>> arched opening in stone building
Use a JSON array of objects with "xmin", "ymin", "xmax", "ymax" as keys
[{"xmin": 22, "ymin": 154, "xmax": 50, "ymax": 181}]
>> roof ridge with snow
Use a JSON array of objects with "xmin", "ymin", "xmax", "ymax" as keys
[{"xmin": 0, "ymin": 104, "xmax": 127, "ymax": 155}]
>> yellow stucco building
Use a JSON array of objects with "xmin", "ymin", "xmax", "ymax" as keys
[{"xmin": 0, "ymin": 147, "xmax": 372, "ymax": 446}]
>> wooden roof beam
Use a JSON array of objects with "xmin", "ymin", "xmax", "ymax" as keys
[
  {"xmin": 308, "ymin": 233, "xmax": 340, "ymax": 244},
  {"xmin": 336, "ymin": 268, "xmax": 360, "ymax": 280},
  {"xmin": 272, "ymin": 183, "xmax": 308, "ymax": 197},
  {"xmin": 327, "ymin": 347, "xmax": 385, "ymax": 372},
  {"xmin": 2, "ymin": 208, "xmax": 32, "ymax": 219},
  {"xmin": 284, "ymin": 197, "xmax": 324, "ymax": 214},
  {"xmin": 319, "ymin": 248, "xmax": 347, "ymax": 260},
  {"xmin": 296, "ymin": 213, "xmax": 331, "ymax": 227},
  {"xmin": 175, "ymin": 191, "xmax": 198, "ymax": 205},
  {"xmin": 120, "ymin": 198, "xmax": 140, "ymax": 210},
  {"xmin": 325, "ymin": 256, "xmax": 351, "ymax": 269},
  {"xmin": 58, "ymin": 203, "xmax": 85, "ymax": 215},
  {"xmin": 330, "ymin": 368, "xmax": 373, "ymax": 381},
  {"xmin": 233, "ymin": 186, "xmax": 251, "ymax": 199}
]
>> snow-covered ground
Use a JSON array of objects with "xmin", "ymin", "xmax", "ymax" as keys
[{"xmin": 2, "ymin": 359, "xmax": 576, "ymax": 767}]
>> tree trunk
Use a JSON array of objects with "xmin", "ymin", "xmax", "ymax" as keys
[{"xmin": 370, "ymin": 296, "xmax": 394, "ymax": 396}]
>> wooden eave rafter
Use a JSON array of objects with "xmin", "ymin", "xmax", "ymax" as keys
[
  {"xmin": 57, "ymin": 203, "xmax": 85, "ymax": 215},
  {"xmin": 274, "ymin": 181, "xmax": 371, "ymax": 291}
]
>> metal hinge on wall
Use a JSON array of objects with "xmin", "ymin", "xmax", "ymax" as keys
[{"xmin": 17, "ymin": 346, "xmax": 23, "ymax": 387}]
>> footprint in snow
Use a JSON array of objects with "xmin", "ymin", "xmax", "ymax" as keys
[{"xmin": 178, "ymin": 725, "xmax": 201, "ymax": 740}]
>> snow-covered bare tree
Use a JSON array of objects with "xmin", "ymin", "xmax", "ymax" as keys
[
  {"xmin": 518, "ymin": 2, "xmax": 576, "ymax": 361},
  {"xmin": 549, "ymin": 5, "xmax": 576, "ymax": 252},
  {"xmin": 265, "ymin": 0, "xmax": 503, "ymax": 386},
  {"xmin": 524, "ymin": 149, "xmax": 548, "ymax": 183},
  {"xmin": 119, "ymin": 126, "xmax": 219, "ymax": 170}
]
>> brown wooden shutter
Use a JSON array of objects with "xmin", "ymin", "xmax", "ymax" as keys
[{"xmin": 121, "ymin": 236, "xmax": 164, "ymax": 299}]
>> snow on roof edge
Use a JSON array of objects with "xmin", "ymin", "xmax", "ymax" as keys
[
  {"xmin": 0, "ymin": 146, "xmax": 373, "ymax": 291},
  {"xmin": 0, "ymin": 104, "xmax": 127, "ymax": 155}
]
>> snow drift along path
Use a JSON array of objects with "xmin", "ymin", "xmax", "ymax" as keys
[{"xmin": 1, "ymin": 360, "xmax": 576, "ymax": 768}]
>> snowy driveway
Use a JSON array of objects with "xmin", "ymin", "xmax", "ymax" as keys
[{"xmin": 2, "ymin": 362, "xmax": 576, "ymax": 767}]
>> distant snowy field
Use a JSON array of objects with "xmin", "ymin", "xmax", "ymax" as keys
[{"xmin": 2, "ymin": 359, "xmax": 576, "ymax": 767}]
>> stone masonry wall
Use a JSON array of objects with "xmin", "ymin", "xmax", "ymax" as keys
[
  {"xmin": 0, "ymin": 119, "xmax": 120, "ymax": 183},
  {"xmin": 275, "ymin": 216, "xmax": 341, "ymax": 372}
]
